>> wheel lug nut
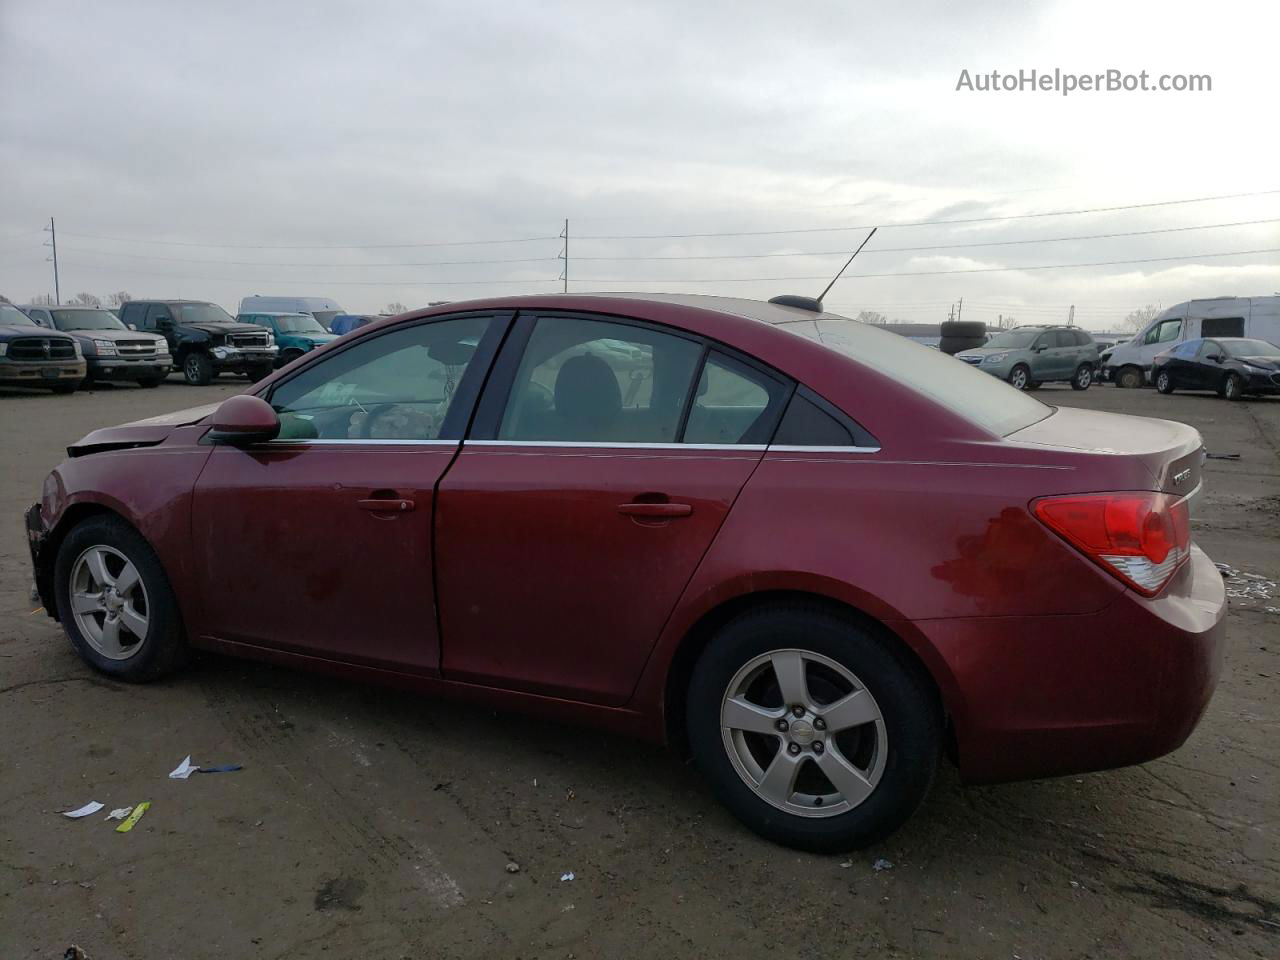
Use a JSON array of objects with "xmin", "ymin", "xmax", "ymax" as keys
[
  {"xmin": 813, "ymin": 742, "xmax": 825, "ymax": 754},
  {"xmin": 791, "ymin": 705, "xmax": 805, "ymax": 718},
  {"xmin": 787, "ymin": 743, "xmax": 801, "ymax": 756},
  {"xmin": 775, "ymin": 719, "xmax": 789, "ymax": 732},
  {"xmin": 814, "ymin": 717, "xmax": 826, "ymax": 731}
]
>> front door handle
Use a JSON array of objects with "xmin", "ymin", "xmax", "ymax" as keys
[
  {"xmin": 357, "ymin": 497, "xmax": 415, "ymax": 513},
  {"xmin": 617, "ymin": 502, "xmax": 692, "ymax": 518}
]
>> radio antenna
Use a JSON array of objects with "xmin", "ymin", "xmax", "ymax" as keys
[{"xmin": 816, "ymin": 227, "xmax": 877, "ymax": 304}]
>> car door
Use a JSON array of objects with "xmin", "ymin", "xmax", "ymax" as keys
[
  {"xmin": 434, "ymin": 311, "xmax": 791, "ymax": 705},
  {"xmin": 1192, "ymin": 339, "xmax": 1224, "ymax": 391},
  {"xmin": 190, "ymin": 311, "xmax": 507, "ymax": 672},
  {"xmin": 1028, "ymin": 333, "xmax": 1057, "ymax": 380},
  {"xmin": 145, "ymin": 303, "xmax": 178, "ymax": 352}
]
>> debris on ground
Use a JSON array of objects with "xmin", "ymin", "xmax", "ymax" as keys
[
  {"xmin": 104, "ymin": 807, "xmax": 132, "ymax": 821},
  {"xmin": 1205, "ymin": 452, "xmax": 1241, "ymax": 460},
  {"xmin": 560, "ymin": 871, "xmax": 575, "ymax": 882},
  {"xmin": 115, "ymin": 801, "xmax": 150, "ymax": 833},
  {"xmin": 873, "ymin": 858, "xmax": 894, "ymax": 872},
  {"xmin": 505, "ymin": 861, "xmax": 521, "ymax": 874},
  {"xmin": 63, "ymin": 946, "xmax": 90, "ymax": 960},
  {"xmin": 195, "ymin": 764, "xmax": 243, "ymax": 774},
  {"xmin": 839, "ymin": 860, "xmax": 853, "ymax": 869},
  {"xmin": 1215, "ymin": 563, "xmax": 1278, "ymax": 603},
  {"xmin": 61, "ymin": 801, "xmax": 103, "ymax": 819},
  {"xmin": 168, "ymin": 756, "xmax": 198, "ymax": 779}
]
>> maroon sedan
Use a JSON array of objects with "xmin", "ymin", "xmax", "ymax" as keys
[{"xmin": 26, "ymin": 294, "xmax": 1226, "ymax": 851}]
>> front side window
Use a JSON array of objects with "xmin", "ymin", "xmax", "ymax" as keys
[
  {"xmin": 1144, "ymin": 319, "xmax": 1182, "ymax": 345},
  {"xmin": 1171, "ymin": 340, "xmax": 1200, "ymax": 358},
  {"xmin": 268, "ymin": 315, "xmax": 492, "ymax": 441},
  {"xmin": 1196, "ymin": 339, "xmax": 1222, "ymax": 359},
  {"xmin": 498, "ymin": 316, "xmax": 702, "ymax": 443},
  {"xmin": 683, "ymin": 352, "xmax": 787, "ymax": 445},
  {"xmin": 145, "ymin": 304, "xmax": 172, "ymax": 327}
]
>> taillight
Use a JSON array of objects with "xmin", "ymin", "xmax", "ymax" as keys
[{"xmin": 1032, "ymin": 492, "xmax": 1191, "ymax": 597}]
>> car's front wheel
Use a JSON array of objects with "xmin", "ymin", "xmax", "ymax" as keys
[
  {"xmin": 1156, "ymin": 370, "xmax": 1175, "ymax": 394},
  {"xmin": 182, "ymin": 352, "xmax": 213, "ymax": 386},
  {"xmin": 686, "ymin": 604, "xmax": 940, "ymax": 852},
  {"xmin": 1115, "ymin": 366, "xmax": 1144, "ymax": 389},
  {"xmin": 53, "ymin": 515, "xmax": 187, "ymax": 682}
]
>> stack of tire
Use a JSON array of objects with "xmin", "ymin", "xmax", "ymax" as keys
[{"xmin": 938, "ymin": 321, "xmax": 987, "ymax": 356}]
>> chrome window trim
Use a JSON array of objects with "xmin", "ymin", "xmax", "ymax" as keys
[
  {"xmin": 265, "ymin": 438, "xmax": 457, "ymax": 447},
  {"xmin": 466, "ymin": 440, "xmax": 767, "ymax": 451},
  {"xmin": 767, "ymin": 444, "xmax": 881, "ymax": 454}
]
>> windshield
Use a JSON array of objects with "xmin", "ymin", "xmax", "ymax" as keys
[
  {"xmin": 174, "ymin": 302, "xmax": 236, "ymax": 325},
  {"xmin": 275, "ymin": 313, "xmax": 328, "ymax": 334},
  {"xmin": 1226, "ymin": 339, "xmax": 1280, "ymax": 358},
  {"xmin": 310, "ymin": 310, "xmax": 341, "ymax": 329},
  {"xmin": 51, "ymin": 308, "xmax": 126, "ymax": 331},
  {"xmin": 983, "ymin": 329, "xmax": 1042, "ymax": 349},
  {"xmin": 782, "ymin": 317, "xmax": 1050, "ymax": 437},
  {"xmin": 1, "ymin": 304, "xmax": 38, "ymax": 327}
]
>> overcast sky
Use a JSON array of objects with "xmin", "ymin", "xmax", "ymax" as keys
[{"xmin": 2, "ymin": 0, "xmax": 1277, "ymax": 328}]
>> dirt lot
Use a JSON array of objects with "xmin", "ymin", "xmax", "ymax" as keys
[{"xmin": 1, "ymin": 376, "xmax": 1276, "ymax": 960}]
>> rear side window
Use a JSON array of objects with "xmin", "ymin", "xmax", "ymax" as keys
[
  {"xmin": 498, "ymin": 315, "xmax": 702, "ymax": 443},
  {"xmin": 683, "ymin": 353, "xmax": 788, "ymax": 445},
  {"xmin": 1072, "ymin": 330, "xmax": 1093, "ymax": 346},
  {"xmin": 1201, "ymin": 316, "xmax": 1244, "ymax": 338},
  {"xmin": 773, "ymin": 388, "xmax": 878, "ymax": 449}
]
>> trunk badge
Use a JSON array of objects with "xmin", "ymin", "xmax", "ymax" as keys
[{"xmin": 1172, "ymin": 468, "xmax": 1192, "ymax": 486}]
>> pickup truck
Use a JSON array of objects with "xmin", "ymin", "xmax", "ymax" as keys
[
  {"xmin": 0, "ymin": 303, "xmax": 85, "ymax": 393},
  {"xmin": 118, "ymin": 300, "xmax": 277, "ymax": 385},
  {"xmin": 20, "ymin": 304, "xmax": 171, "ymax": 388}
]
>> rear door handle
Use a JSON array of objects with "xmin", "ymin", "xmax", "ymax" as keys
[
  {"xmin": 617, "ymin": 502, "xmax": 692, "ymax": 518},
  {"xmin": 357, "ymin": 498, "xmax": 415, "ymax": 513}
]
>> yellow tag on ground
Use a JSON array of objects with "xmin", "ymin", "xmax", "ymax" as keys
[{"xmin": 115, "ymin": 801, "xmax": 150, "ymax": 833}]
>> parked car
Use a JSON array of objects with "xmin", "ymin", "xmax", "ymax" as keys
[
  {"xmin": 118, "ymin": 300, "xmax": 278, "ymax": 385},
  {"xmin": 237, "ymin": 312, "xmax": 338, "ymax": 368},
  {"xmin": 25, "ymin": 293, "xmax": 1224, "ymax": 852},
  {"xmin": 0, "ymin": 302, "xmax": 85, "ymax": 392},
  {"xmin": 20, "ymin": 304, "xmax": 171, "ymax": 388},
  {"xmin": 238, "ymin": 296, "xmax": 344, "ymax": 331},
  {"xmin": 329, "ymin": 313, "xmax": 380, "ymax": 336},
  {"xmin": 1153, "ymin": 337, "xmax": 1280, "ymax": 399},
  {"xmin": 954, "ymin": 325, "xmax": 1099, "ymax": 390},
  {"xmin": 1103, "ymin": 296, "xmax": 1280, "ymax": 388}
]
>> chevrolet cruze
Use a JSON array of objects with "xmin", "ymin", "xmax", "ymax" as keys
[{"xmin": 25, "ymin": 294, "xmax": 1226, "ymax": 851}]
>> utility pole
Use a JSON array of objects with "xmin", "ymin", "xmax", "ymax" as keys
[
  {"xmin": 1067, "ymin": 304, "xmax": 1075, "ymax": 327},
  {"xmin": 956, "ymin": 297, "xmax": 963, "ymax": 322},
  {"xmin": 998, "ymin": 313, "xmax": 1003, "ymax": 329},
  {"xmin": 947, "ymin": 304, "xmax": 955, "ymax": 322},
  {"xmin": 560, "ymin": 218, "xmax": 569, "ymax": 293},
  {"xmin": 44, "ymin": 217, "xmax": 61, "ymax": 304}
]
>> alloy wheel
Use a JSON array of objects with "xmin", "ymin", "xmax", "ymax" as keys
[
  {"xmin": 1010, "ymin": 367, "xmax": 1029, "ymax": 390},
  {"xmin": 1077, "ymin": 367, "xmax": 1092, "ymax": 388},
  {"xmin": 69, "ymin": 545, "xmax": 150, "ymax": 660},
  {"xmin": 720, "ymin": 648, "xmax": 888, "ymax": 818}
]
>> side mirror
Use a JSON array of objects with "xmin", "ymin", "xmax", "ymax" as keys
[
  {"xmin": 126, "ymin": 323, "xmax": 137, "ymax": 331},
  {"xmin": 1207, "ymin": 353, "xmax": 1223, "ymax": 363},
  {"xmin": 207, "ymin": 395, "xmax": 280, "ymax": 446},
  {"xmin": 1033, "ymin": 344, "xmax": 1048, "ymax": 353}
]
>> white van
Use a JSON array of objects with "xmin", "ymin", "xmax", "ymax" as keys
[
  {"xmin": 1102, "ymin": 296, "xmax": 1280, "ymax": 387},
  {"xmin": 238, "ymin": 296, "xmax": 344, "ymax": 331}
]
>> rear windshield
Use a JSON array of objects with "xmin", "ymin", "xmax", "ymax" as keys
[{"xmin": 780, "ymin": 318, "xmax": 1051, "ymax": 437}]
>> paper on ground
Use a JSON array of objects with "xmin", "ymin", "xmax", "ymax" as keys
[
  {"xmin": 61, "ymin": 801, "xmax": 104, "ymax": 819},
  {"xmin": 105, "ymin": 806, "xmax": 133, "ymax": 821},
  {"xmin": 116, "ymin": 801, "xmax": 150, "ymax": 833},
  {"xmin": 168, "ymin": 755, "xmax": 199, "ymax": 779}
]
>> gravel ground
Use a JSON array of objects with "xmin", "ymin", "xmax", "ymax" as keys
[{"xmin": 1, "ymin": 376, "xmax": 1277, "ymax": 960}]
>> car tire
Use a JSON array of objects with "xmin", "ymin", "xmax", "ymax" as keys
[
  {"xmin": 1026, "ymin": 381, "xmax": 1042, "ymax": 390},
  {"xmin": 53, "ymin": 514, "xmax": 187, "ymax": 682},
  {"xmin": 136, "ymin": 377, "xmax": 162, "ymax": 389},
  {"xmin": 686, "ymin": 604, "xmax": 941, "ymax": 853},
  {"xmin": 1156, "ymin": 370, "xmax": 1175, "ymax": 394},
  {"xmin": 50, "ymin": 382, "xmax": 80, "ymax": 394},
  {"xmin": 1116, "ymin": 366, "xmax": 1144, "ymax": 389},
  {"xmin": 1071, "ymin": 363, "xmax": 1093, "ymax": 391},
  {"xmin": 182, "ymin": 352, "xmax": 213, "ymax": 386},
  {"xmin": 1008, "ymin": 364, "xmax": 1031, "ymax": 391},
  {"xmin": 1222, "ymin": 372, "xmax": 1244, "ymax": 401}
]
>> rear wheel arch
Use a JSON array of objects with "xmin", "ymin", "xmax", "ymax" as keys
[{"xmin": 662, "ymin": 589, "xmax": 950, "ymax": 756}]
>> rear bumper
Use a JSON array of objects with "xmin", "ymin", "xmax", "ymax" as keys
[{"xmin": 914, "ymin": 543, "xmax": 1226, "ymax": 784}]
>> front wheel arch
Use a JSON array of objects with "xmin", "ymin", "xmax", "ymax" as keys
[{"xmin": 663, "ymin": 590, "xmax": 948, "ymax": 757}]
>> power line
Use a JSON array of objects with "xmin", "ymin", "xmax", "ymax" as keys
[
  {"xmin": 572, "ymin": 218, "xmax": 1280, "ymax": 260},
  {"xmin": 56, "ymin": 231, "xmax": 561, "ymax": 250},
  {"xmin": 573, "ymin": 188, "xmax": 1280, "ymax": 240},
  {"xmin": 570, "ymin": 247, "xmax": 1280, "ymax": 282},
  {"xmin": 57, "ymin": 247, "xmax": 561, "ymax": 268},
  {"xmin": 63, "ymin": 261, "xmax": 561, "ymax": 286}
]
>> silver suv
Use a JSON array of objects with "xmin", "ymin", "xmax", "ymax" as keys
[{"xmin": 955, "ymin": 326, "xmax": 1100, "ymax": 391}]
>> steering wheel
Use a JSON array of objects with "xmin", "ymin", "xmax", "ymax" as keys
[{"xmin": 358, "ymin": 403, "xmax": 401, "ymax": 439}]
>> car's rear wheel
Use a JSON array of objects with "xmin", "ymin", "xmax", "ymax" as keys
[
  {"xmin": 53, "ymin": 515, "xmax": 187, "ymax": 682},
  {"xmin": 1222, "ymin": 372, "xmax": 1244, "ymax": 401},
  {"xmin": 1116, "ymin": 366, "xmax": 1144, "ymax": 389},
  {"xmin": 1156, "ymin": 370, "xmax": 1175, "ymax": 394},
  {"xmin": 1008, "ymin": 364, "xmax": 1031, "ymax": 391},
  {"xmin": 1071, "ymin": 363, "xmax": 1093, "ymax": 391},
  {"xmin": 182, "ymin": 352, "xmax": 213, "ymax": 386},
  {"xmin": 686, "ymin": 604, "xmax": 940, "ymax": 852}
]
